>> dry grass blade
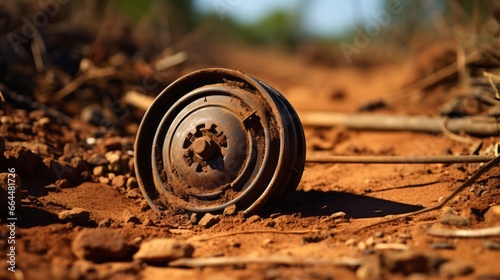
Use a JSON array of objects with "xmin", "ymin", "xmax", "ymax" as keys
[
  {"xmin": 483, "ymin": 71, "xmax": 500, "ymax": 99},
  {"xmin": 168, "ymin": 255, "xmax": 362, "ymax": 268}
]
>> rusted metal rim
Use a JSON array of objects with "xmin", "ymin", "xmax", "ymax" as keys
[{"xmin": 134, "ymin": 68, "xmax": 306, "ymax": 215}]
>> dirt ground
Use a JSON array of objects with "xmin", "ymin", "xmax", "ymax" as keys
[{"xmin": 1, "ymin": 43, "xmax": 500, "ymax": 280}]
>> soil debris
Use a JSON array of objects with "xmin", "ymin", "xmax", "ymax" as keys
[{"xmin": 133, "ymin": 239, "xmax": 194, "ymax": 263}]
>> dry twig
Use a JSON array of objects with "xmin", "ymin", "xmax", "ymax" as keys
[
  {"xmin": 168, "ymin": 255, "xmax": 362, "ymax": 268},
  {"xmin": 188, "ymin": 229, "xmax": 323, "ymax": 243},
  {"xmin": 483, "ymin": 71, "xmax": 500, "ymax": 99},
  {"xmin": 53, "ymin": 67, "xmax": 115, "ymax": 101},
  {"xmin": 426, "ymin": 225, "xmax": 500, "ymax": 238}
]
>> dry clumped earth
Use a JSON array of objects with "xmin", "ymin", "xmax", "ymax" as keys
[{"xmin": 1, "ymin": 7, "xmax": 500, "ymax": 280}]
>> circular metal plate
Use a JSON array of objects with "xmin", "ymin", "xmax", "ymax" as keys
[{"xmin": 134, "ymin": 68, "xmax": 305, "ymax": 215}]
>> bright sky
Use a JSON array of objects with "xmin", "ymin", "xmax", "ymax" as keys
[{"xmin": 193, "ymin": 0, "xmax": 384, "ymax": 37}]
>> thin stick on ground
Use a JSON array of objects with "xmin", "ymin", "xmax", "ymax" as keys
[
  {"xmin": 188, "ymin": 229, "xmax": 323, "ymax": 243},
  {"xmin": 355, "ymin": 155, "xmax": 500, "ymax": 233},
  {"xmin": 426, "ymin": 226, "xmax": 500, "ymax": 238},
  {"xmin": 168, "ymin": 255, "xmax": 362, "ymax": 268}
]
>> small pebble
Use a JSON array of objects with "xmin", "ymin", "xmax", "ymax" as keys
[
  {"xmin": 58, "ymin": 208, "xmax": 90, "ymax": 224},
  {"xmin": 440, "ymin": 211, "xmax": 470, "ymax": 226},
  {"xmin": 345, "ymin": 239, "xmax": 357, "ymax": 246},
  {"xmin": 246, "ymin": 215, "xmax": 261, "ymax": 223},
  {"xmin": 198, "ymin": 213, "xmax": 220, "ymax": 228},
  {"xmin": 366, "ymin": 237, "xmax": 375, "ymax": 247},
  {"xmin": 223, "ymin": 204, "xmax": 237, "ymax": 216},
  {"xmin": 190, "ymin": 213, "xmax": 198, "ymax": 225},
  {"xmin": 142, "ymin": 218, "xmax": 155, "ymax": 227},
  {"xmin": 98, "ymin": 218, "xmax": 113, "ymax": 228},
  {"xmin": 122, "ymin": 209, "xmax": 141, "ymax": 224},
  {"xmin": 484, "ymin": 205, "xmax": 500, "ymax": 226},
  {"xmin": 72, "ymin": 229, "xmax": 129, "ymax": 262},
  {"xmin": 99, "ymin": 176, "xmax": 110, "ymax": 185},
  {"xmin": 133, "ymin": 238, "xmax": 194, "ymax": 263},
  {"xmin": 93, "ymin": 166, "xmax": 107, "ymax": 177},
  {"xmin": 126, "ymin": 177, "xmax": 138, "ymax": 190}
]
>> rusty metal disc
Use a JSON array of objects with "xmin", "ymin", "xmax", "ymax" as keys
[{"xmin": 134, "ymin": 68, "xmax": 305, "ymax": 215}]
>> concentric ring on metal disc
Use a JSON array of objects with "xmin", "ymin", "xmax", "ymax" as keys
[{"xmin": 134, "ymin": 68, "xmax": 306, "ymax": 215}]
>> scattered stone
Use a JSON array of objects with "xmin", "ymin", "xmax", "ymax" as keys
[
  {"xmin": 198, "ymin": 213, "xmax": 221, "ymax": 228},
  {"xmin": 269, "ymin": 212, "xmax": 281, "ymax": 219},
  {"xmin": 98, "ymin": 218, "xmax": 113, "ymax": 228},
  {"xmin": 356, "ymin": 256, "xmax": 382, "ymax": 280},
  {"xmin": 430, "ymin": 242, "xmax": 455, "ymax": 250},
  {"xmin": 330, "ymin": 211, "xmax": 347, "ymax": 220},
  {"xmin": 302, "ymin": 234, "xmax": 326, "ymax": 243},
  {"xmin": 108, "ymin": 172, "xmax": 116, "ymax": 180},
  {"xmin": 105, "ymin": 151, "xmax": 123, "ymax": 172},
  {"xmin": 439, "ymin": 261, "xmax": 473, "ymax": 277},
  {"xmin": 126, "ymin": 177, "xmax": 138, "ymax": 190},
  {"xmin": 366, "ymin": 237, "xmax": 375, "ymax": 247},
  {"xmin": 55, "ymin": 179, "xmax": 70, "ymax": 189},
  {"xmin": 133, "ymin": 238, "xmax": 194, "ymax": 263},
  {"xmin": 58, "ymin": 208, "xmax": 90, "ymax": 224},
  {"xmin": 99, "ymin": 176, "xmax": 110, "ymax": 185},
  {"xmin": 382, "ymin": 250, "xmax": 444, "ymax": 275},
  {"xmin": 93, "ymin": 166, "xmax": 107, "ymax": 177},
  {"xmin": 71, "ymin": 157, "xmax": 89, "ymax": 173},
  {"xmin": 483, "ymin": 240, "xmax": 500, "ymax": 251},
  {"xmin": 72, "ymin": 229, "xmax": 129, "ymax": 262},
  {"xmin": 37, "ymin": 117, "xmax": 51, "ymax": 129},
  {"xmin": 87, "ymin": 156, "xmax": 109, "ymax": 166},
  {"xmin": 484, "ymin": 205, "xmax": 500, "ymax": 226},
  {"xmin": 263, "ymin": 238, "xmax": 273, "ymax": 245},
  {"xmin": 5, "ymin": 146, "xmax": 43, "ymax": 176},
  {"xmin": 142, "ymin": 218, "xmax": 155, "ymax": 227},
  {"xmin": 63, "ymin": 143, "xmax": 84, "ymax": 160},
  {"xmin": 345, "ymin": 239, "xmax": 357, "ymax": 246},
  {"xmin": 246, "ymin": 215, "xmax": 261, "ymax": 223},
  {"xmin": 440, "ymin": 211, "xmax": 470, "ymax": 227},
  {"xmin": 264, "ymin": 220, "xmax": 276, "ymax": 227},
  {"xmin": 111, "ymin": 175, "xmax": 126, "ymax": 189},
  {"xmin": 189, "ymin": 213, "xmax": 198, "ymax": 225},
  {"xmin": 223, "ymin": 204, "xmax": 237, "ymax": 216},
  {"xmin": 122, "ymin": 209, "xmax": 141, "ymax": 224},
  {"xmin": 42, "ymin": 158, "xmax": 79, "ymax": 182}
]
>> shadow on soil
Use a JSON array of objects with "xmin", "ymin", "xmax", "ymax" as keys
[{"xmin": 284, "ymin": 190, "xmax": 424, "ymax": 219}]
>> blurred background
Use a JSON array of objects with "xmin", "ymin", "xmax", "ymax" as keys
[{"xmin": 1, "ymin": 0, "xmax": 499, "ymax": 134}]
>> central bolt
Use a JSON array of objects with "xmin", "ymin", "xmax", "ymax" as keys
[{"xmin": 192, "ymin": 136, "xmax": 216, "ymax": 160}]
